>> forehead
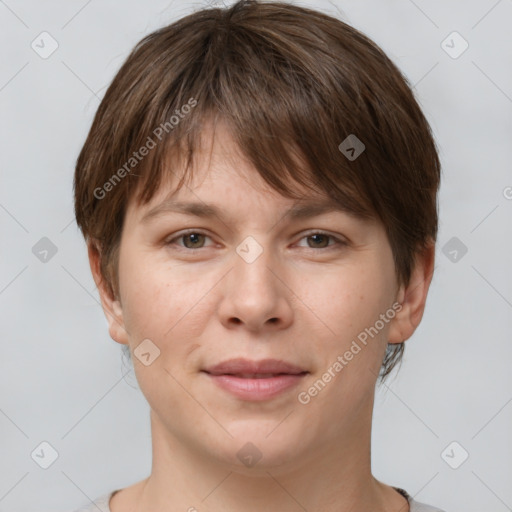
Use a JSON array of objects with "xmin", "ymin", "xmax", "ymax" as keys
[{"xmin": 127, "ymin": 118, "xmax": 375, "ymax": 227}]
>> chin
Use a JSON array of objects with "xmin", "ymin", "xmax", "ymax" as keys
[{"xmin": 215, "ymin": 423, "xmax": 307, "ymax": 471}]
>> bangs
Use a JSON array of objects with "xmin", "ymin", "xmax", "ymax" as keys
[
  {"xmin": 75, "ymin": 0, "xmax": 440, "ymax": 300},
  {"xmin": 116, "ymin": 10, "xmax": 377, "ymax": 221}
]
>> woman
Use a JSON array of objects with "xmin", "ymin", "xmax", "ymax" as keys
[{"xmin": 72, "ymin": 1, "xmax": 444, "ymax": 510}]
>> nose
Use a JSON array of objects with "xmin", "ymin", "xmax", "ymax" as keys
[{"xmin": 217, "ymin": 242, "xmax": 294, "ymax": 333}]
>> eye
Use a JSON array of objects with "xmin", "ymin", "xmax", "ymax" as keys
[
  {"xmin": 164, "ymin": 230, "xmax": 347, "ymax": 251},
  {"xmin": 165, "ymin": 230, "xmax": 213, "ymax": 250},
  {"xmin": 297, "ymin": 231, "xmax": 347, "ymax": 250}
]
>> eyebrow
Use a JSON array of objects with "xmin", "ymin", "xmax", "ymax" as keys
[{"xmin": 140, "ymin": 199, "xmax": 359, "ymax": 225}]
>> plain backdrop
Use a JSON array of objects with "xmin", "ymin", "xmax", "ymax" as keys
[{"xmin": 1, "ymin": 0, "xmax": 511, "ymax": 511}]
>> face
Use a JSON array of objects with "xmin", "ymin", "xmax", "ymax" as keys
[{"xmin": 91, "ymin": 121, "xmax": 428, "ymax": 474}]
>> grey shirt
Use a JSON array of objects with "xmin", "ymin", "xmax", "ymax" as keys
[{"xmin": 72, "ymin": 487, "xmax": 446, "ymax": 511}]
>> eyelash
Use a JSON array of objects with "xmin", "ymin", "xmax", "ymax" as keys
[{"xmin": 164, "ymin": 229, "xmax": 347, "ymax": 252}]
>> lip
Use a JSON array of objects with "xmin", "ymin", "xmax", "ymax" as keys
[
  {"xmin": 202, "ymin": 358, "xmax": 308, "ymax": 401},
  {"xmin": 203, "ymin": 357, "xmax": 307, "ymax": 376}
]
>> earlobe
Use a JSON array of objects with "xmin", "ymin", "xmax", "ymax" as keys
[
  {"xmin": 106, "ymin": 298, "xmax": 129, "ymax": 346},
  {"xmin": 387, "ymin": 241, "xmax": 436, "ymax": 345},
  {"xmin": 87, "ymin": 239, "xmax": 129, "ymax": 346}
]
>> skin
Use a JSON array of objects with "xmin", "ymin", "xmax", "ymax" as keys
[{"xmin": 88, "ymin": 120, "xmax": 435, "ymax": 512}]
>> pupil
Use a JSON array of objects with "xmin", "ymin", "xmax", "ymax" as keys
[
  {"xmin": 186, "ymin": 233, "xmax": 202, "ymax": 248},
  {"xmin": 183, "ymin": 234, "xmax": 328, "ymax": 249},
  {"xmin": 310, "ymin": 234, "xmax": 327, "ymax": 248}
]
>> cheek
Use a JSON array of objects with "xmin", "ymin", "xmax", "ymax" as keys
[
  {"xmin": 119, "ymin": 265, "xmax": 210, "ymax": 392},
  {"xmin": 296, "ymin": 265, "xmax": 396, "ymax": 393},
  {"xmin": 119, "ymin": 256, "xmax": 215, "ymax": 345},
  {"xmin": 299, "ymin": 263, "xmax": 391, "ymax": 344}
]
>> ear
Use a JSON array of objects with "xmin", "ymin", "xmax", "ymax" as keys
[
  {"xmin": 87, "ymin": 239, "xmax": 129, "ymax": 346},
  {"xmin": 387, "ymin": 240, "xmax": 436, "ymax": 344}
]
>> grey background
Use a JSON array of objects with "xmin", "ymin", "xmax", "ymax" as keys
[{"xmin": 1, "ymin": 0, "xmax": 511, "ymax": 511}]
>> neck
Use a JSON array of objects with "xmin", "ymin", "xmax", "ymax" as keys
[{"xmin": 125, "ymin": 404, "xmax": 406, "ymax": 512}]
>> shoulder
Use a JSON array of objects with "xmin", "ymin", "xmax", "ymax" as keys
[
  {"xmin": 394, "ymin": 487, "xmax": 446, "ymax": 512},
  {"xmin": 72, "ymin": 488, "xmax": 447, "ymax": 512},
  {"xmin": 409, "ymin": 496, "xmax": 447, "ymax": 511},
  {"xmin": 71, "ymin": 491, "xmax": 117, "ymax": 512}
]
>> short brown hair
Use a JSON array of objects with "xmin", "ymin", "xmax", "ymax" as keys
[{"xmin": 73, "ymin": 0, "xmax": 441, "ymax": 379}]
